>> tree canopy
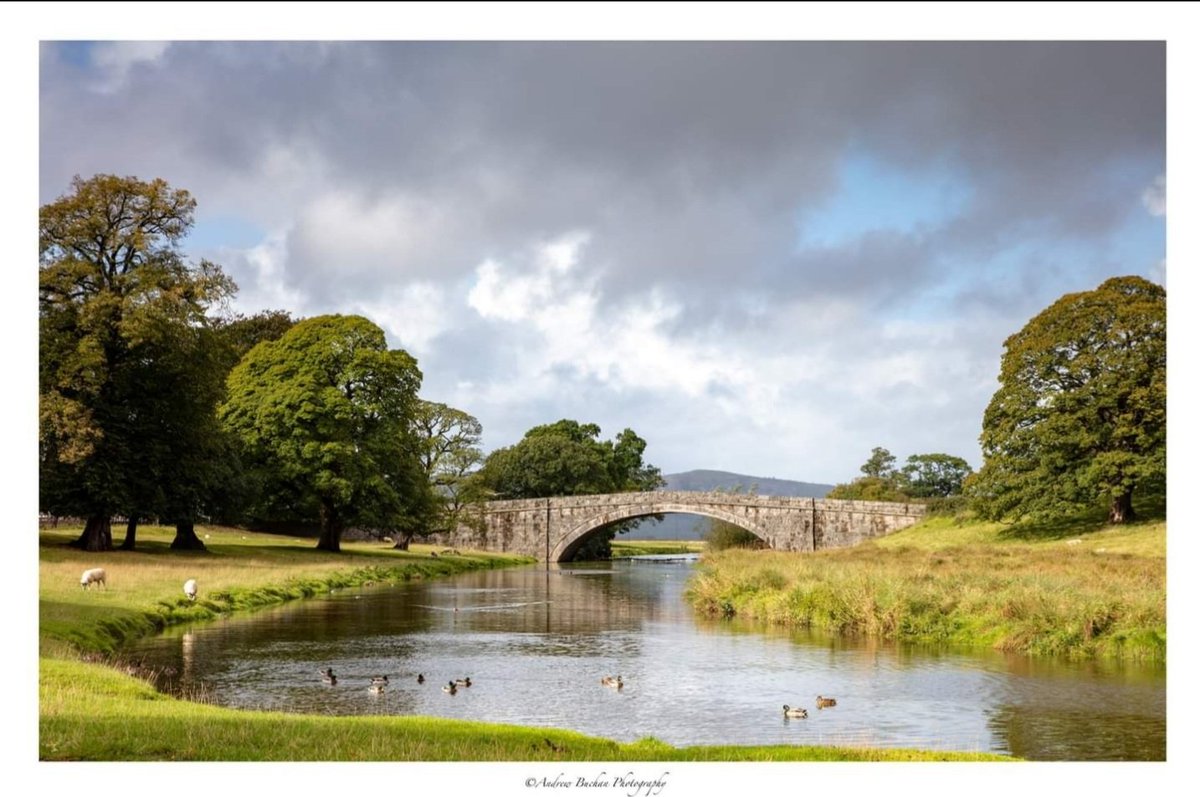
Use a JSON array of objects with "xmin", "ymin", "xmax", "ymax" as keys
[
  {"xmin": 472, "ymin": 419, "xmax": 664, "ymax": 499},
  {"xmin": 219, "ymin": 314, "xmax": 430, "ymax": 551},
  {"xmin": 407, "ymin": 400, "xmax": 485, "ymax": 548},
  {"xmin": 470, "ymin": 420, "xmax": 664, "ymax": 559},
  {"xmin": 828, "ymin": 447, "xmax": 973, "ymax": 502},
  {"xmin": 39, "ymin": 174, "xmax": 236, "ymax": 551},
  {"xmin": 970, "ymin": 276, "xmax": 1165, "ymax": 524}
]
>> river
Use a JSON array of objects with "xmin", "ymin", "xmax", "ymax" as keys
[{"xmin": 126, "ymin": 558, "xmax": 1166, "ymax": 760}]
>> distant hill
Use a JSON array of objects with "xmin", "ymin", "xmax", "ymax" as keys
[
  {"xmin": 663, "ymin": 469, "xmax": 833, "ymax": 497},
  {"xmin": 625, "ymin": 470, "xmax": 835, "ymax": 540}
]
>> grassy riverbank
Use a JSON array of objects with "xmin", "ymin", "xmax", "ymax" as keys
[
  {"xmin": 39, "ymin": 658, "xmax": 1000, "ymax": 761},
  {"xmin": 610, "ymin": 539, "xmax": 706, "ymax": 557},
  {"xmin": 38, "ymin": 524, "xmax": 1002, "ymax": 762},
  {"xmin": 686, "ymin": 512, "xmax": 1165, "ymax": 660}
]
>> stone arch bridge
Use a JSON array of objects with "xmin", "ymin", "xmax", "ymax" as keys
[{"xmin": 434, "ymin": 491, "xmax": 925, "ymax": 563}]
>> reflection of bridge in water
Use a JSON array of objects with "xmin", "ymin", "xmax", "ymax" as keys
[{"xmin": 435, "ymin": 492, "xmax": 925, "ymax": 563}]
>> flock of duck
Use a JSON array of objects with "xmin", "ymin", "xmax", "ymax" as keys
[
  {"xmin": 319, "ymin": 667, "xmax": 472, "ymax": 695},
  {"xmin": 317, "ymin": 667, "xmax": 835, "ymax": 720}
]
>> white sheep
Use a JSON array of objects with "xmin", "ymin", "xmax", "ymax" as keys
[
  {"xmin": 183, "ymin": 579, "xmax": 198, "ymax": 601},
  {"xmin": 80, "ymin": 568, "xmax": 107, "ymax": 590}
]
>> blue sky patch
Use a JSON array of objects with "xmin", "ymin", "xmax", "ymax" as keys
[{"xmin": 796, "ymin": 149, "xmax": 974, "ymax": 250}]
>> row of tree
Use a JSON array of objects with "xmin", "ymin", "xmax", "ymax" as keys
[
  {"xmin": 39, "ymin": 175, "xmax": 663, "ymax": 554},
  {"xmin": 828, "ymin": 448, "xmax": 974, "ymax": 502},
  {"xmin": 39, "ymin": 175, "xmax": 1166, "ymax": 558}
]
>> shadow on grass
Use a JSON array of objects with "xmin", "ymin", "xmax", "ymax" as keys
[{"xmin": 997, "ymin": 493, "xmax": 1166, "ymax": 542}]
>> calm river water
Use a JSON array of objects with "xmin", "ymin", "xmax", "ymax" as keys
[{"xmin": 127, "ymin": 558, "xmax": 1165, "ymax": 760}]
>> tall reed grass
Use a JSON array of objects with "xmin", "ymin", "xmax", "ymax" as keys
[{"xmin": 685, "ymin": 516, "xmax": 1165, "ymax": 660}]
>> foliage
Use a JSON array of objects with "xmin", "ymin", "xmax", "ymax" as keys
[
  {"xmin": 860, "ymin": 446, "xmax": 897, "ymax": 478},
  {"xmin": 212, "ymin": 309, "xmax": 297, "ymax": 369},
  {"xmin": 827, "ymin": 475, "xmax": 912, "ymax": 502},
  {"xmin": 408, "ymin": 401, "xmax": 485, "ymax": 546},
  {"xmin": 829, "ymin": 448, "xmax": 973, "ymax": 502},
  {"xmin": 219, "ymin": 315, "xmax": 431, "ymax": 551},
  {"xmin": 39, "ymin": 174, "xmax": 236, "ymax": 551},
  {"xmin": 899, "ymin": 453, "xmax": 974, "ymax": 498},
  {"xmin": 970, "ymin": 276, "xmax": 1166, "ymax": 524},
  {"xmin": 472, "ymin": 420, "xmax": 664, "ymax": 499},
  {"xmin": 700, "ymin": 518, "xmax": 765, "ymax": 551}
]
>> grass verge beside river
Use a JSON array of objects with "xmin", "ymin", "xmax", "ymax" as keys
[
  {"xmin": 39, "ymin": 524, "xmax": 1002, "ymax": 761},
  {"xmin": 686, "ymin": 512, "xmax": 1165, "ymax": 660},
  {"xmin": 610, "ymin": 539, "xmax": 705, "ymax": 557}
]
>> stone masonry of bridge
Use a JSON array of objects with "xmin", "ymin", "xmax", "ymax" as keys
[{"xmin": 431, "ymin": 491, "xmax": 925, "ymax": 563}]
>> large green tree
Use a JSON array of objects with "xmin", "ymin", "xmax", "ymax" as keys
[
  {"xmin": 406, "ymin": 400, "xmax": 485, "ymax": 549},
  {"xmin": 971, "ymin": 276, "xmax": 1165, "ymax": 524},
  {"xmin": 899, "ymin": 453, "xmax": 974, "ymax": 498},
  {"xmin": 473, "ymin": 419, "xmax": 663, "ymax": 499},
  {"xmin": 219, "ymin": 314, "xmax": 430, "ymax": 551},
  {"xmin": 39, "ymin": 174, "xmax": 235, "ymax": 551},
  {"xmin": 471, "ymin": 420, "xmax": 664, "ymax": 559}
]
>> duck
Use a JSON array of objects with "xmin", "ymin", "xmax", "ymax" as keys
[
  {"xmin": 368, "ymin": 683, "xmax": 387, "ymax": 695},
  {"xmin": 417, "ymin": 673, "xmax": 426, "ymax": 684},
  {"xmin": 371, "ymin": 675, "xmax": 389, "ymax": 686},
  {"xmin": 443, "ymin": 681, "xmax": 458, "ymax": 694},
  {"xmin": 783, "ymin": 705, "xmax": 808, "ymax": 719},
  {"xmin": 816, "ymin": 695, "xmax": 837, "ymax": 709},
  {"xmin": 454, "ymin": 677, "xmax": 472, "ymax": 688},
  {"xmin": 320, "ymin": 667, "xmax": 337, "ymax": 686},
  {"xmin": 600, "ymin": 675, "xmax": 624, "ymax": 689}
]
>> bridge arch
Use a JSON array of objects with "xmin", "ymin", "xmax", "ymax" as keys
[{"xmin": 551, "ymin": 502, "xmax": 769, "ymax": 563}]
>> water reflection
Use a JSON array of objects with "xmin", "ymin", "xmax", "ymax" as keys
[{"xmin": 126, "ymin": 560, "xmax": 1165, "ymax": 760}]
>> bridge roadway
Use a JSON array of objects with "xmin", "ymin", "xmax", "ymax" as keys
[{"xmin": 432, "ymin": 491, "xmax": 925, "ymax": 563}]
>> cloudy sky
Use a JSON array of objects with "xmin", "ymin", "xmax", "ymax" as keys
[{"xmin": 38, "ymin": 39, "xmax": 1166, "ymax": 484}]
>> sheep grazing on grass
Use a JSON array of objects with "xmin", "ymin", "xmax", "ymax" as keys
[
  {"xmin": 80, "ymin": 568, "xmax": 107, "ymax": 590},
  {"xmin": 183, "ymin": 579, "xmax": 198, "ymax": 601}
]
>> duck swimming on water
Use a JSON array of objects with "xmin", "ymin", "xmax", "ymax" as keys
[
  {"xmin": 816, "ymin": 695, "xmax": 837, "ymax": 709},
  {"xmin": 443, "ymin": 681, "xmax": 458, "ymax": 694},
  {"xmin": 417, "ymin": 673, "xmax": 425, "ymax": 684},
  {"xmin": 600, "ymin": 675, "xmax": 623, "ymax": 689},
  {"xmin": 783, "ymin": 705, "xmax": 808, "ymax": 719},
  {"xmin": 320, "ymin": 668, "xmax": 337, "ymax": 686}
]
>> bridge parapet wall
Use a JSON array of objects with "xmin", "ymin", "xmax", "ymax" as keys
[{"xmin": 434, "ymin": 491, "xmax": 925, "ymax": 561}]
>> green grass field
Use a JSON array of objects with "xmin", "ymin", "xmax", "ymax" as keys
[
  {"xmin": 39, "ymin": 524, "xmax": 1002, "ymax": 761},
  {"xmin": 686, "ymin": 510, "xmax": 1165, "ymax": 660},
  {"xmin": 610, "ymin": 539, "xmax": 706, "ymax": 557}
]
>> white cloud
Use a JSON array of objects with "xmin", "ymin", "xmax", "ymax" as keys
[
  {"xmin": 1142, "ymin": 174, "xmax": 1166, "ymax": 216},
  {"xmin": 88, "ymin": 41, "xmax": 170, "ymax": 93},
  {"xmin": 351, "ymin": 282, "xmax": 449, "ymax": 356},
  {"xmin": 225, "ymin": 231, "xmax": 306, "ymax": 314},
  {"xmin": 1149, "ymin": 258, "xmax": 1166, "ymax": 287}
]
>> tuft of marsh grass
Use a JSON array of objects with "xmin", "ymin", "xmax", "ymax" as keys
[{"xmin": 686, "ymin": 516, "xmax": 1165, "ymax": 660}]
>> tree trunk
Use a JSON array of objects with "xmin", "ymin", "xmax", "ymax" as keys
[
  {"xmin": 119, "ymin": 516, "xmax": 139, "ymax": 550},
  {"xmin": 69, "ymin": 514, "xmax": 113, "ymax": 552},
  {"xmin": 316, "ymin": 502, "xmax": 343, "ymax": 552},
  {"xmin": 1108, "ymin": 491, "xmax": 1135, "ymax": 524},
  {"xmin": 392, "ymin": 530, "xmax": 414, "ymax": 551},
  {"xmin": 170, "ymin": 519, "xmax": 207, "ymax": 551}
]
